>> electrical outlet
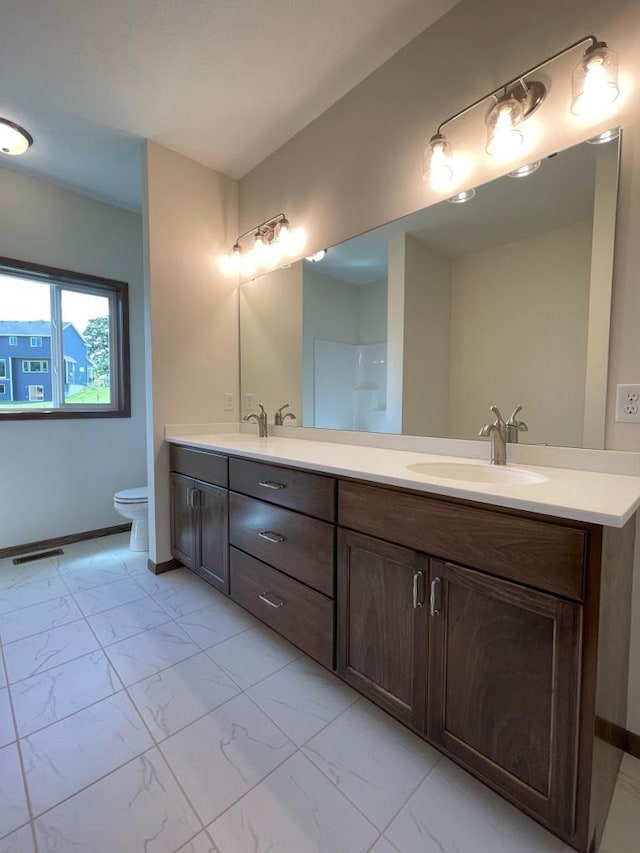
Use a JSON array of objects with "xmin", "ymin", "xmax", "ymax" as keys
[
  {"xmin": 223, "ymin": 392, "xmax": 234, "ymax": 412},
  {"xmin": 244, "ymin": 393, "xmax": 254, "ymax": 412},
  {"xmin": 615, "ymin": 384, "xmax": 640, "ymax": 422}
]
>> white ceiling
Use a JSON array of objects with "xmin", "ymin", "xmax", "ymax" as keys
[{"xmin": 0, "ymin": 0, "xmax": 460, "ymax": 211}]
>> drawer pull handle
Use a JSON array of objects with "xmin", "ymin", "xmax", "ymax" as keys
[
  {"xmin": 430, "ymin": 577, "xmax": 442, "ymax": 616},
  {"xmin": 258, "ymin": 480, "xmax": 287, "ymax": 490},
  {"xmin": 412, "ymin": 571, "xmax": 424, "ymax": 609},
  {"xmin": 259, "ymin": 592, "xmax": 286, "ymax": 609},
  {"xmin": 258, "ymin": 530, "xmax": 287, "ymax": 544}
]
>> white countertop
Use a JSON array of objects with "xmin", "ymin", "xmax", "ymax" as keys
[{"xmin": 166, "ymin": 432, "xmax": 640, "ymax": 527}]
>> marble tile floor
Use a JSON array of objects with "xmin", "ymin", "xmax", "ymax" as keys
[{"xmin": 0, "ymin": 533, "xmax": 638, "ymax": 852}]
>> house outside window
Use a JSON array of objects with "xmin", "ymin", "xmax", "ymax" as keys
[
  {"xmin": 22, "ymin": 360, "xmax": 48, "ymax": 373},
  {"xmin": 0, "ymin": 258, "xmax": 130, "ymax": 419}
]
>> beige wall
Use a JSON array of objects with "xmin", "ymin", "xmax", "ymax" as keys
[
  {"xmin": 403, "ymin": 236, "xmax": 451, "ymax": 437},
  {"xmin": 0, "ymin": 168, "xmax": 146, "ymax": 549},
  {"xmin": 449, "ymin": 220, "xmax": 592, "ymax": 445},
  {"xmin": 240, "ymin": 263, "xmax": 303, "ymax": 423},
  {"xmin": 143, "ymin": 143, "xmax": 238, "ymax": 564},
  {"xmin": 237, "ymin": 0, "xmax": 640, "ymax": 733}
]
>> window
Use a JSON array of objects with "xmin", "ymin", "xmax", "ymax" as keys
[
  {"xmin": 28, "ymin": 385, "xmax": 44, "ymax": 401},
  {"xmin": 0, "ymin": 384, "xmax": 5, "ymax": 394},
  {"xmin": 22, "ymin": 360, "xmax": 48, "ymax": 373},
  {"xmin": 8, "ymin": 336, "xmax": 17, "ymax": 346},
  {"xmin": 0, "ymin": 257, "xmax": 130, "ymax": 419}
]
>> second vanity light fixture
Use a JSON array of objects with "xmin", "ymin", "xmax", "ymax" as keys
[
  {"xmin": 225, "ymin": 213, "xmax": 307, "ymax": 278},
  {"xmin": 423, "ymin": 35, "xmax": 619, "ymax": 191}
]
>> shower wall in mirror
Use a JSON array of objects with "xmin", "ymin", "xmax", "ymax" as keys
[{"xmin": 239, "ymin": 136, "xmax": 620, "ymax": 449}]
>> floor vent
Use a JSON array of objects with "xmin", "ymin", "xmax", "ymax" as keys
[{"xmin": 12, "ymin": 548, "xmax": 64, "ymax": 565}]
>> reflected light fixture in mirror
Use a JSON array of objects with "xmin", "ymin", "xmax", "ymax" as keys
[
  {"xmin": 423, "ymin": 35, "xmax": 619, "ymax": 190},
  {"xmin": 306, "ymin": 249, "xmax": 327, "ymax": 262},
  {"xmin": 447, "ymin": 189, "xmax": 476, "ymax": 203},
  {"xmin": 508, "ymin": 160, "xmax": 541, "ymax": 178},
  {"xmin": 0, "ymin": 118, "xmax": 33, "ymax": 156},
  {"xmin": 587, "ymin": 127, "xmax": 620, "ymax": 145}
]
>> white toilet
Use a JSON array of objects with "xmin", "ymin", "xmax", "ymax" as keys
[{"xmin": 113, "ymin": 487, "xmax": 149, "ymax": 552}]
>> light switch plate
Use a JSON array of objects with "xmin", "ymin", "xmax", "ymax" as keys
[
  {"xmin": 244, "ymin": 393, "xmax": 254, "ymax": 412},
  {"xmin": 223, "ymin": 392, "xmax": 234, "ymax": 411},
  {"xmin": 615, "ymin": 384, "xmax": 640, "ymax": 422}
]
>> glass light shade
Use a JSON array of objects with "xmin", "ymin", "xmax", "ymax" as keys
[
  {"xmin": 253, "ymin": 231, "xmax": 266, "ymax": 261},
  {"xmin": 486, "ymin": 96, "xmax": 525, "ymax": 157},
  {"xmin": 227, "ymin": 244, "xmax": 242, "ymax": 273},
  {"xmin": 305, "ymin": 249, "xmax": 327, "ymax": 262},
  {"xmin": 0, "ymin": 119, "xmax": 33, "ymax": 156},
  {"xmin": 447, "ymin": 189, "xmax": 476, "ymax": 204},
  {"xmin": 262, "ymin": 238, "xmax": 283, "ymax": 268},
  {"xmin": 571, "ymin": 44, "xmax": 619, "ymax": 116},
  {"xmin": 508, "ymin": 160, "xmax": 541, "ymax": 178},
  {"xmin": 423, "ymin": 133, "xmax": 454, "ymax": 189},
  {"xmin": 240, "ymin": 251, "xmax": 258, "ymax": 278},
  {"xmin": 282, "ymin": 226, "xmax": 307, "ymax": 257}
]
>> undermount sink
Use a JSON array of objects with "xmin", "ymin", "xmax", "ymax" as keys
[{"xmin": 407, "ymin": 461, "xmax": 547, "ymax": 485}]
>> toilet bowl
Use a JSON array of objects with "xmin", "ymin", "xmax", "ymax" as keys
[{"xmin": 114, "ymin": 487, "xmax": 148, "ymax": 552}]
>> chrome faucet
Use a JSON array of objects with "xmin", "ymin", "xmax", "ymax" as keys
[
  {"xmin": 244, "ymin": 403, "xmax": 268, "ymax": 437},
  {"xmin": 478, "ymin": 405, "xmax": 507, "ymax": 465},
  {"xmin": 506, "ymin": 404, "xmax": 528, "ymax": 444},
  {"xmin": 274, "ymin": 403, "xmax": 296, "ymax": 425}
]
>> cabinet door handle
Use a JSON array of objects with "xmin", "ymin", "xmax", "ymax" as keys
[
  {"xmin": 259, "ymin": 592, "xmax": 286, "ymax": 608},
  {"xmin": 430, "ymin": 577, "xmax": 442, "ymax": 616},
  {"xmin": 186, "ymin": 488, "xmax": 193, "ymax": 509},
  {"xmin": 258, "ymin": 480, "xmax": 287, "ymax": 490},
  {"xmin": 412, "ymin": 571, "xmax": 424, "ymax": 609},
  {"xmin": 258, "ymin": 530, "xmax": 287, "ymax": 544}
]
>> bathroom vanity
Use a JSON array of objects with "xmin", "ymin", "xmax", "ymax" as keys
[{"xmin": 167, "ymin": 433, "xmax": 640, "ymax": 853}]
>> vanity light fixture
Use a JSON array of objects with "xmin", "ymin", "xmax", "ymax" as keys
[
  {"xmin": 224, "ymin": 214, "xmax": 307, "ymax": 277},
  {"xmin": 305, "ymin": 249, "xmax": 327, "ymax": 262},
  {"xmin": 423, "ymin": 35, "xmax": 619, "ymax": 189},
  {"xmin": 447, "ymin": 189, "xmax": 476, "ymax": 204},
  {"xmin": 508, "ymin": 160, "xmax": 542, "ymax": 178},
  {"xmin": 0, "ymin": 118, "xmax": 33, "ymax": 156},
  {"xmin": 587, "ymin": 127, "xmax": 620, "ymax": 144}
]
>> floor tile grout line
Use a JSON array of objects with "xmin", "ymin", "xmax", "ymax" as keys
[
  {"xmin": 377, "ymin": 752, "xmax": 444, "ymax": 839},
  {"xmin": 0, "ymin": 635, "xmax": 40, "ymax": 852}
]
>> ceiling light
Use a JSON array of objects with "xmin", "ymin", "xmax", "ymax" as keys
[
  {"xmin": 224, "ymin": 214, "xmax": 306, "ymax": 277},
  {"xmin": 586, "ymin": 127, "xmax": 620, "ymax": 144},
  {"xmin": 571, "ymin": 42, "xmax": 619, "ymax": 116},
  {"xmin": 447, "ymin": 189, "xmax": 476, "ymax": 204},
  {"xmin": 0, "ymin": 118, "xmax": 33, "ymax": 156},
  {"xmin": 423, "ymin": 133, "xmax": 454, "ymax": 189},
  {"xmin": 306, "ymin": 250, "xmax": 327, "ymax": 262},
  {"xmin": 508, "ymin": 160, "xmax": 541, "ymax": 178}
]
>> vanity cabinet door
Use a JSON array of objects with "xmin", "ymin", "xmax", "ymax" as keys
[
  {"xmin": 337, "ymin": 529, "xmax": 428, "ymax": 729},
  {"xmin": 194, "ymin": 480, "xmax": 229, "ymax": 594},
  {"xmin": 170, "ymin": 473, "xmax": 196, "ymax": 570},
  {"xmin": 427, "ymin": 559, "xmax": 581, "ymax": 837}
]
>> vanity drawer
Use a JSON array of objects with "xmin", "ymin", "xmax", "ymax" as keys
[
  {"xmin": 229, "ymin": 458, "xmax": 336, "ymax": 521},
  {"xmin": 339, "ymin": 481, "xmax": 587, "ymax": 601},
  {"xmin": 230, "ymin": 547, "xmax": 334, "ymax": 669},
  {"xmin": 229, "ymin": 492, "xmax": 335, "ymax": 596},
  {"xmin": 170, "ymin": 445, "xmax": 228, "ymax": 488}
]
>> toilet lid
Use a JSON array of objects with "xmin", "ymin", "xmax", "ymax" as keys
[{"xmin": 115, "ymin": 486, "xmax": 148, "ymax": 503}]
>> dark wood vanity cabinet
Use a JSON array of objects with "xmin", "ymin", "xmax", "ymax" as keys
[
  {"xmin": 169, "ymin": 447, "xmax": 229, "ymax": 593},
  {"xmin": 168, "ymin": 444, "xmax": 635, "ymax": 853},
  {"xmin": 337, "ymin": 530, "xmax": 427, "ymax": 728},
  {"xmin": 427, "ymin": 559, "xmax": 581, "ymax": 837},
  {"xmin": 227, "ymin": 457, "xmax": 337, "ymax": 668},
  {"xmin": 337, "ymin": 478, "xmax": 635, "ymax": 853}
]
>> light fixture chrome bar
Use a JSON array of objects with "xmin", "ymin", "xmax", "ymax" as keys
[
  {"xmin": 435, "ymin": 34, "xmax": 599, "ymax": 135},
  {"xmin": 234, "ymin": 213, "xmax": 287, "ymax": 246}
]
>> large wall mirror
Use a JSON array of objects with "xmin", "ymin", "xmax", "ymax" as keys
[{"xmin": 240, "ymin": 135, "xmax": 620, "ymax": 449}]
